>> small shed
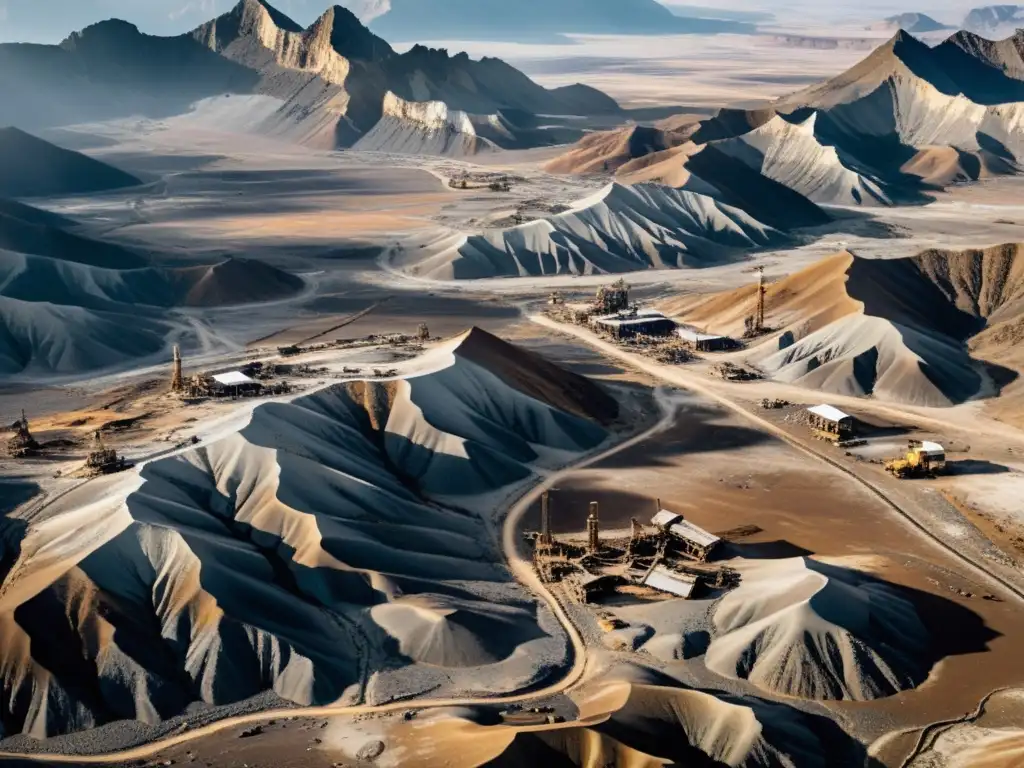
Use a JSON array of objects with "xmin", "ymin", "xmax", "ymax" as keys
[
  {"xmin": 592, "ymin": 310, "xmax": 676, "ymax": 339},
  {"xmin": 806, "ymin": 404, "xmax": 855, "ymax": 439},
  {"xmin": 211, "ymin": 371, "xmax": 262, "ymax": 397},
  {"xmin": 651, "ymin": 510, "xmax": 721, "ymax": 562},
  {"xmin": 643, "ymin": 566, "xmax": 699, "ymax": 599},
  {"xmin": 676, "ymin": 326, "xmax": 732, "ymax": 352}
]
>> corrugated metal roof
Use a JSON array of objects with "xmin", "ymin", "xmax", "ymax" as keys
[
  {"xmin": 643, "ymin": 566, "xmax": 698, "ymax": 598},
  {"xmin": 593, "ymin": 313, "xmax": 674, "ymax": 328},
  {"xmin": 651, "ymin": 510, "xmax": 680, "ymax": 527},
  {"xmin": 212, "ymin": 371, "xmax": 257, "ymax": 386},
  {"xmin": 677, "ymin": 326, "xmax": 727, "ymax": 343},
  {"xmin": 652, "ymin": 510, "xmax": 720, "ymax": 549},
  {"xmin": 668, "ymin": 519, "xmax": 720, "ymax": 549},
  {"xmin": 807, "ymin": 404, "xmax": 852, "ymax": 423}
]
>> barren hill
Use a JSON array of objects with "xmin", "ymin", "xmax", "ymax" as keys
[
  {"xmin": 0, "ymin": 201, "xmax": 306, "ymax": 376},
  {"xmin": 547, "ymin": 29, "xmax": 1024, "ymax": 208},
  {"xmin": 871, "ymin": 13, "xmax": 952, "ymax": 33},
  {"xmin": 394, "ymin": 182, "xmax": 791, "ymax": 280},
  {"xmin": 0, "ymin": 127, "xmax": 140, "ymax": 198},
  {"xmin": 707, "ymin": 558, "xmax": 930, "ymax": 700},
  {"xmin": 664, "ymin": 246, "xmax": 1024, "ymax": 407},
  {"xmin": 0, "ymin": 330, "xmax": 612, "ymax": 737}
]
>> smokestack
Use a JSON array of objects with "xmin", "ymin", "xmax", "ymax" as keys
[
  {"xmin": 587, "ymin": 501, "xmax": 600, "ymax": 554},
  {"xmin": 755, "ymin": 266, "xmax": 766, "ymax": 332},
  {"xmin": 540, "ymin": 491, "xmax": 552, "ymax": 545},
  {"xmin": 170, "ymin": 345, "xmax": 184, "ymax": 392}
]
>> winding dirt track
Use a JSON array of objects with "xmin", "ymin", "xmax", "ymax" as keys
[
  {"xmin": 529, "ymin": 314, "xmax": 1024, "ymax": 606},
  {"xmin": 0, "ymin": 386, "xmax": 678, "ymax": 764}
]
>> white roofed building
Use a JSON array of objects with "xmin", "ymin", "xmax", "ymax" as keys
[
  {"xmin": 210, "ymin": 371, "xmax": 262, "ymax": 396},
  {"xmin": 806, "ymin": 404, "xmax": 855, "ymax": 438},
  {"xmin": 643, "ymin": 566, "xmax": 699, "ymax": 599}
]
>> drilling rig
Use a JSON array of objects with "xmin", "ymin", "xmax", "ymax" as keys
[{"xmin": 743, "ymin": 267, "xmax": 767, "ymax": 338}]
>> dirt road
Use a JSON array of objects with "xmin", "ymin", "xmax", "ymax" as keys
[
  {"xmin": 0, "ymin": 388, "xmax": 679, "ymax": 764},
  {"xmin": 530, "ymin": 313, "xmax": 1024, "ymax": 605}
]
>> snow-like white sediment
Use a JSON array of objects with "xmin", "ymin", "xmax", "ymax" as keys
[
  {"xmin": 354, "ymin": 92, "xmax": 500, "ymax": 156},
  {"xmin": 0, "ymin": 330, "xmax": 609, "ymax": 738},
  {"xmin": 758, "ymin": 313, "xmax": 984, "ymax": 407},
  {"xmin": 712, "ymin": 113, "xmax": 891, "ymax": 206},
  {"xmin": 706, "ymin": 558, "xmax": 930, "ymax": 701},
  {"xmin": 399, "ymin": 182, "xmax": 787, "ymax": 280}
]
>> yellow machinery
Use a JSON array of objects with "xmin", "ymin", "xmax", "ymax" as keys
[{"xmin": 885, "ymin": 441, "xmax": 946, "ymax": 479}]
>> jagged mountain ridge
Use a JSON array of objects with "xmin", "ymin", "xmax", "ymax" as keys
[
  {"xmin": 0, "ymin": 329, "xmax": 614, "ymax": 737},
  {"xmin": 548, "ymin": 28, "xmax": 1024, "ymax": 208},
  {"xmin": 0, "ymin": 0, "xmax": 619, "ymax": 148}
]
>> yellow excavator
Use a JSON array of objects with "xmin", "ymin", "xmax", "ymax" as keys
[{"xmin": 885, "ymin": 440, "xmax": 946, "ymax": 479}]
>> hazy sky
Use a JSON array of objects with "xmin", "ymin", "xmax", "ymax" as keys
[{"xmin": 0, "ymin": 0, "xmax": 987, "ymax": 44}]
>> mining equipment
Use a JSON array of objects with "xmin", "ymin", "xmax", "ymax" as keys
[
  {"xmin": 708, "ymin": 362, "xmax": 761, "ymax": 381},
  {"xmin": 85, "ymin": 432, "xmax": 132, "ymax": 475},
  {"xmin": 528, "ymin": 493, "xmax": 735, "ymax": 606},
  {"xmin": 595, "ymin": 279, "xmax": 630, "ymax": 315},
  {"xmin": 6, "ymin": 411, "xmax": 40, "ymax": 458},
  {"xmin": 743, "ymin": 267, "xmax": 767, "ymax": 337},
  {"xmin": 885, "ymin": 440, "xmax": 947, "ymax": 479}
]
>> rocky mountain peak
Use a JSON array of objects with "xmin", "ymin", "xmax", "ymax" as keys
[{"xmin": 309, "ymin": 5, "xmax": 394, "ymax": 62}]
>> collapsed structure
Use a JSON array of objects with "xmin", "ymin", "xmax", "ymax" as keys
[
  {"xmin": 84, "ymin": 432, "xmax": 131, "ymax": 475},
  {"xmin": 6, "ymin": 411, "xmax": 39, "ymax": 458},
  {"xmin": 529, "ymin": 495, "xmax": 734, "ymax": 605}
]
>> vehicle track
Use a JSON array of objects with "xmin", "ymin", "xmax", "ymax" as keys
[
  {"xmin": 0, "ymin": 384, "xmax": 678, "ymax": 764},
  {"xmin": 530, "ymin": 314, "xmax": 1024, "ymax": 606}
]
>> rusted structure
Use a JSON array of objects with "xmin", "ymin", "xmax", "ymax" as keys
[
  {"xmin": 170, "ymin": 345, "xmax": 184, "ymax": 393},
  {"xmin": 651, "ymin": 509, "xmax": 721, "ymax": 563},
  {"xmin": 540, "ymin": 491, "xmax": 553, "ymax": 546},
  {"xmin": 586, "ymin": 501, "xmax": 601, "ymax": 554},
  {"xmin": 7, "ymin": 411, "xmax": 39, "ymax": 458},
  {"xmin": 417, "ymin": 323, "xmax": 430, "ymax": 342},
  {"xmin": 806, "ymin": 404, "xmax": 856, "ymax": 442},
  {"xmin": 595, "ymin": 279, "xmax": 630, "ymax": 315},
  {"xmin": 85, "ymin": 433, "xmax": 130, "ymax": 475}
]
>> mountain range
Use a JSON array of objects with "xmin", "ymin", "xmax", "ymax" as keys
[
  {"xmin": 0, "ymin": 0, "xmax": 620, "ymax": 148},
  {"xmin": 548, "ymin": 28, "xmax": 1024, "ymax": 211}
]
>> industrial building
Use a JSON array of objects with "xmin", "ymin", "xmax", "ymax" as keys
[
  {"xmin": 806, "ymin": 404, "xmax": 856, "ymax": 441},
  {"xmin": 651, "ymin": 510, "xmax": 721, "ymax": 562},
  {"xmin": 592, "ymin": 309, "xmax": 676, "ymax": 339},
  {"xmin": 642, "ymin": 565, "xmax": 699, "ymax": 598},
  {"xmin": 676, "ymin": 326, "xmax": 732, "ymax": 352},
  {"xmin": 210, "ymin": 371, "xmax": 263, "ymax": 397}
]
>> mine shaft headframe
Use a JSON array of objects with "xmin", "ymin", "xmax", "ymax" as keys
[{"xmin": 587, "ymin": 501, "xmax": 600, "ymax": 554}]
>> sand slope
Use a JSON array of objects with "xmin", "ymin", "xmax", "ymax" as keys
[
  {"xmin": 706, "ymin": 558, "xmax": 930, "ymax": 701},
  {"xmin": 0, "ymin": 206, "xmax": 305, "ymax": 376},
  {"xmin": 403, "ymin": 675, "xmax": 831, "ymax": 767},
  {"xmin": 547, "ymin": 28, "xmax": 1024, "ymax": 210},
  {"xmin": 667, "ymin": 247, "xmax": 1024, "ymax": 407},
  {"xmin": 397, "ymin": 182, "xmax": 788, "ymax": 280},
  {"xmin": 0, "ymin": 128, "xmax": 140, "ymax": 198},
  {"xmin": 0, "ymin": 329, "xmax": 612, "ymax": 737},
  {"xmin": 709, "ymin": 113, "xmax": 891, "ymax": 206}
]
